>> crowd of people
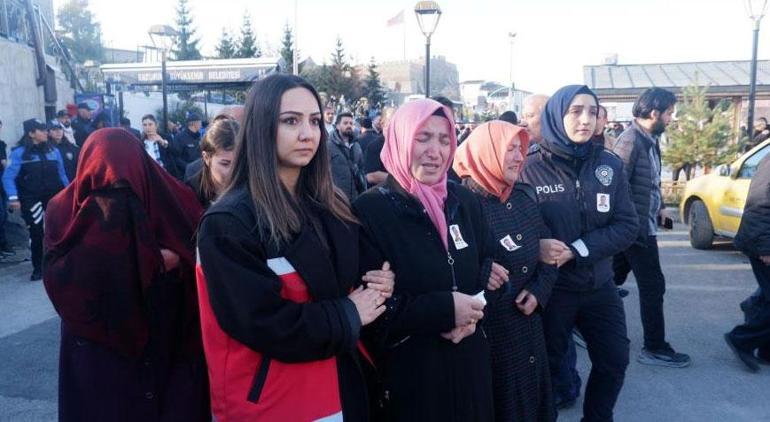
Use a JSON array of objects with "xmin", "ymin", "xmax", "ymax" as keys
[{"xmin": 0, "ymin": 72, "xmax": 768, "ymax": 422}]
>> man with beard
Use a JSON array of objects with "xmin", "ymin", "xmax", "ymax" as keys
[
  {"xmin": 520, "ymin": 94, "xmax": 549, "ymax": 152},
  {"xmin": 71, "ymin": 103, "xmax": 94, "ymax": 146},
  {"xmin": 611, "ymin": 88, "xmax": 691, "ymax": 368},
  {"xmin": 56, "ymin": 110, "xmax": 76, "ymax": 145},
  {"xmin": 329, "ymin": 111, "xmax": 366, "ymax": 201}
]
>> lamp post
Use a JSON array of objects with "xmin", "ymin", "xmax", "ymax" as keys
[
  {"xmin": 508, "ymin": 32, "xmax": 517, "ymax": 111},
  {"xmin": 746, "ymin": 0, "xmax": 768, "ymax": 142},
  {"xmin": 414, "ymin": 1, "xmax": 442, "ymax": 97},
  {"xmin": 148, "ymin": 24, "xmax": 178, "ymax": 137}
]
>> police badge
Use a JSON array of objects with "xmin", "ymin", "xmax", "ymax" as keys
[{"xmin": 595, "ymin": 165, "xmax": 613, "ymax": 186}]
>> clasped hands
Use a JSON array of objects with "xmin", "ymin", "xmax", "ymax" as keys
[{"xmin": 539, "ymin": 239, "xmax": 575, "ymax": 268}]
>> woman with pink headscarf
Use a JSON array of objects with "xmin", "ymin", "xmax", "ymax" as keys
[
  {"xmin": 353, "ymin": 99, "xmax": 505, "ymax": 421},
  {"xmin": 454, "ymin": 121, "xmax": 558, "ymax": 422}
]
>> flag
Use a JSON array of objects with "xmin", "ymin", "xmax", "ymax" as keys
[{"xmin": 387, "ymin": 10, "xmax": 404, "ymax": 27}]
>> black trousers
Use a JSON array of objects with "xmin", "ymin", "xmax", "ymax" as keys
[
  {"xmin": 20, "ymin": 196, "xmax": 51, "ymax": 272},
  {"xmin": 543, "ymin": 285, "xmax": 629, "ymax": 422},
  {"xmin": 728, "ymin": 257, "xmax": 770, "ymax": 353},
  {"xmin": 620, "ymin": 235, "xmax": 668, "ymax": 350}
]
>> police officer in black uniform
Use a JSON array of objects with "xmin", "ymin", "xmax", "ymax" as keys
[
  {"xmin": 520, "ymin": 85, "xmax": 638, "ymax": 422},
  {"xmin": 170, "ymin": 112, "xmax": 203, "ymax": 178},
  {"xmin": 48, "ymin": 120, "xmax": 79, "ymax": 182},
  {"xmin": 2, "ymin": 119, "xmax": 69, "ymax": 280}
]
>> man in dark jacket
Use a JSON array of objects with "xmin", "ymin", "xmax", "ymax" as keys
[
  {"xmin": 170, "ymin": 112, "xmax": 203, "ymax": 178},
  {"xmin": 356, "ymin": 117, "xmax": 378, "ymax": 156},
  {"xmin": 71, "ymin": 102, "xmax": 94, "ymax": 146},
  {"xmin": 611, "ymin": 88, "xmax": 692, "ymax": 368},
  {"xmin": 329, "ymin": 112, "xmax": 366, "ymax": 201},
  {"xmin": 725, "ymin": 153, "xmax": 770, "ymax": 372}
]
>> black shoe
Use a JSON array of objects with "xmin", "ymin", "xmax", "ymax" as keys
[
  {"xmin": 638, "ymin": 345, "xmax": 692, "ymax": 368},
  {"xmin": 617, "ymin": 287, "xmax": 630, "ymax": 298},
  {"xmin": 724, "ymin": 333, "xmax": 759, "ymax": 372},
  {"xmin": 30, "ymin": 269, "xmax": 42, "ymax": 281}
]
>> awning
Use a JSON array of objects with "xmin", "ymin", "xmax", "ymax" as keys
[{"xmin": 100, "ymin": 57, "xmax": 283, "ymax": 88}]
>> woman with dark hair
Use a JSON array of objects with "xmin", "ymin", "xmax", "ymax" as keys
[
  {"xmin": 353, "ymin": 99, "xmax": 508, "ymax": 421},
  {"xmin": 453, "ymin": 120, "xmax": 557, "ymax": 422},
  {"xmin": 187, "ymin": 115, "xmax": 238, "ymax": 208},
  {"xmin": 141, "ymin": 114, "xmax": 177, "ymax": 177},
  {"xmin": 2, "ymin": 118, "xmax": 69, "ymax": 280},
  {"xmin": 520, "ymin": 85, "xmax": 638, "ymax": 421},
  {"xmin": 43, "ymin": 128, "xmax": 210, "ymax": 421},
  {"xmin": 196, "ymin": 74, "xmax": 394, "ymax": 421}
]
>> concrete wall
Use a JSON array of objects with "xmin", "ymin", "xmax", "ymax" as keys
[{"xmin": 0, "ymin": 37, "xmax": 74, "ymax": 148}]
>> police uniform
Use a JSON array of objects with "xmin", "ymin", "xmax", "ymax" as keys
[
  {"xmin": 520, "ymin": 139, "xmax": 638, "ymax": 421},
  {"xmin": 2, "ymin": 119, "xmax": 69, "ymax": 278}
]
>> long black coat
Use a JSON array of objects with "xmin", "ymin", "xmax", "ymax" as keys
[
  {"xmin": 353, "ymin": 177, "xmax": 495, "ymax": 422},
  {"xmin": 734, "ymin": 153, "xmax": 770, "ymax": 258},
  {"xmin": 467, "ymin": 181, "xmax": 557, "ymax": 422}
]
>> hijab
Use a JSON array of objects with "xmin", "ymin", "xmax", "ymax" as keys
[
  {"xmin": 380, "ymin": 99, "xmax": 457, "ymax": 250},
  {"xmin": 44, "ymin": 128, "xmax": 203, "ymax": 358},
  {"xmin": 453, "ymin": 121, "xmax": 529, "ymax": 202},
  {"xmin": 540, "ymin": 84, "xmax": 599, "ymax": 160}
]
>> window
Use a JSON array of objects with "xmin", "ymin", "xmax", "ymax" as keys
[{"xmin": 738, "ymin": 145, "xmax": 770, "ymax": 179}]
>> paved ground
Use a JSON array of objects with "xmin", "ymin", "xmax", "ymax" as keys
[{"xmin": 0, "ymin": 224, "xmax": 767, "ymax": 421}]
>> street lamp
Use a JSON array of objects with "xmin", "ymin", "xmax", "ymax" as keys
[
  {"xmin": 508, "ymin": 32, "xmax": 517, "ymax": 111},
  {"xmin": 745, "ymin": 0, "xmax": 768, "ymax": 142},
  {"xmin": 148, "ymin": 24, "xmax": 178, "ymax": 137},
  {"xmin": 414, "ymin": 1, "xmax": 442, "ymax": 97}
]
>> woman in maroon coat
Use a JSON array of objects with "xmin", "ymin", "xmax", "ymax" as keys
[{"xmin": 43, "ymin": 128, "xmax": 210, "ymax": 422}]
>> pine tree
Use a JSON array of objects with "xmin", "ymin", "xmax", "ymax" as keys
[
  {"xmin": 362, "ymin": 58, "xmax": 386, "ymax": 107},
  {"xmin": 236, "ymin": 13, "xmax": 261, "ymax": 58},
  {"xmin": 664, "ymin": 84, "xmax": 740, "ymax": 175},
  {"xmin": 172, "ymin": 0, "xmax": 202, "ymax": 60},
  {"xmin": 215, "ymin": 28, "xmax": 236, "ymax": 59},
  {"xmin": 324, "ymin": 37, "xmax": 360, "ymax": 101},
  {"xmin": 57, "ymin": 0, "xmax": 103, "ymax": 63},
  {"xmin": 280, "ymin": 23, "xmax": 294, "ymax": 73}
]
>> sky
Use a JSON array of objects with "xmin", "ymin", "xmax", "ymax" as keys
[{"xmin": 53, "ymin": 0, "xmax": 770, "ymax": 95}]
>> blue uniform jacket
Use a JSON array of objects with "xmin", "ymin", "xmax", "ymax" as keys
[
  {"xmin": 520, "ymin": 142, "xmax": 638, "ymax": 292},
  {"xmin": 2, "ymin": 145, "xmax": 69, "ymax": 200}
]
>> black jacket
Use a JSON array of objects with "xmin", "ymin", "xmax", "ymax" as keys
[
  {"xmin": 611, "ymin": 121, "xmax": 662, "ymax": 244},
  {"xmin": 55, "ymin": 140, "xmax": 80, "ymax": 182},
  {"xmin": 353, "ymin": 177, "xmax": 494, "ymax": 422},
  {"xmin": 520, "ymin": 141, "xmax": 638, "ymax": 292},
  {"xmin": 71, "ymin": 117, "xmax": 93, "ymax": 146},
  {"xmin": 197, "ymin": 186, "xmax": 369, "ymax": 421},
  {"xmin": 171, "ymin": 128, "xmax": 202, "ymax": 176},
  {"xmin": 734, "ymin": 153, "xmax": 770, "ymax": 257},
  {"xmin": 329, "ymin": 130, "xmax": 367, "ymax": 202}
]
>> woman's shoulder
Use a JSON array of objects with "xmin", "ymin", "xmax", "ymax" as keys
[{"xmin": 201, "ymin": 186, "xmax": 259, "ymax": 236}]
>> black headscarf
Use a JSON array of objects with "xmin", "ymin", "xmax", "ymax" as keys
[{"xmin": 540, "ymin": 85, "xmax": 599, "ymax": 160}]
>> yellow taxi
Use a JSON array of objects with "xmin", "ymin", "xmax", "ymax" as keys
[{"xmin": 680, "ymin": 139, "xmax": 770, "ymax": 249}]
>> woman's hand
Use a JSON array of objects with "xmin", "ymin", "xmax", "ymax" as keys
[
  {"xmin": 348, "ymin": 286, "xmax": 386, "ymax": 326},
  {"xmin": 540, "ymin": 238, "xmax": 569, "ymax": 265},
  {"xmin": 441, "ymin": 322, "xmax": 477, "ymax": 344},
  {"xmin": 160, "ymin": 248, "xmax": 180, "ymax": 271},
  {"xmin": 515, "ymin": 289, "xmax": 539, "ymax": 316},
  {"xmin": 553, "ymin": 247, "xmax": 575, "ymax": 268},
  {"xmin": 452, "ymin": 291, "xmax": 485, "ymax": 327},
  {"xmin": 362, "ymin": 261, "xmax": 394, "ymax": 298},
  {"xmin": 487, "ymin": 262, "xmax": 509, "ymax": 290}
]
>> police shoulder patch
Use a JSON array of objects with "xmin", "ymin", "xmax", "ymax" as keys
[{"xmin": 595, "ymin": 165, "xmax": 614, "ymax": 186}]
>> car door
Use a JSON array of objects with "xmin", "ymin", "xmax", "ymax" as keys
[{"xmin": 719, "ymin": 144, "xmax": 770, "ymax": 236}]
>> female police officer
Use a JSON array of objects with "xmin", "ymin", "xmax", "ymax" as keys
[
  {"xmin": 2, "ymin": 119, "xmax": 69, "ymax": 280},
  {"xmin": 520, "ymin": 85, "xmax": 638, "ymax": 422}
]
